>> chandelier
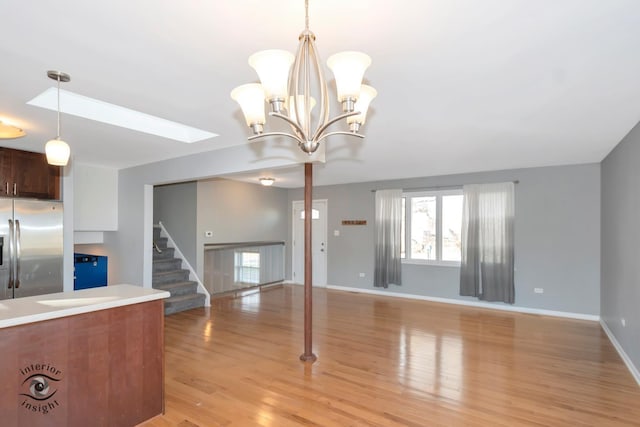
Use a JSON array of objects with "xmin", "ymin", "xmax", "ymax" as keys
[
  {"xmin": 230, "ymin": 0, "xmax": 377, "ymax": 153},
  {"xmin": 231, "ymin": 0, "xmax": 376, "ymax": 364}
]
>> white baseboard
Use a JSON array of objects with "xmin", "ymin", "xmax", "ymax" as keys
[
  {"xmin": 600, "ymin": 320, "xmax": 640, "ymax": 387},
  {"xmin": 325, "ymin": 285, "xmax": 600, "ymax": 321}
]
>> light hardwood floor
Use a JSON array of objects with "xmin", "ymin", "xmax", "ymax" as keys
[{"xmin": 140, "ymin": 285, "xmax": 640, "ymax": 426}]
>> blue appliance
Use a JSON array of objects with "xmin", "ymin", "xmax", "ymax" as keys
[{"xmin": 74, "ymin": 253, "xmax": 108, "ymax": 290}]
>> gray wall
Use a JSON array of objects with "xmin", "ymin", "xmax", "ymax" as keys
[
  {"xmin": 154, "ymin": 181, "xmax": 198, "ymax": 267},
  {"xmin": 288, "ymin": 163, "xmax": 601, "ymax": 315},
  {"xmin": 601, "ymin": 121, "xmax": 640, "ymax": 371},
  {"xmin": 104, "ymin": 140, "xmax": 315, "ymax": 287},
  {"xmin": 196, "ymin": 178, "xmax": 289, "ymax": 278}
]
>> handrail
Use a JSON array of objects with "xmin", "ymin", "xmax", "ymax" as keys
[
  {"xmin": 156, "ymin": 222, "xmax": 210, "ymax": 307},
  {"xmin": 204, "ymin": 241, "xmax": 284, "ymax": 251}
]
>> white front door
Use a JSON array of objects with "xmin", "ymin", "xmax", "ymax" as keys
[{"xmin": 292, "ymin": 199, "xmax": 327, "ymax": 287}]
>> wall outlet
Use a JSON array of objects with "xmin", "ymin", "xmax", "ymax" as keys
[
  {"xmin": 359, "ymin": 272, "xmax": 365, "ymax": 278},
  {"xmin": 534, "ymin": 288, "xmax": 544, "ymax": 294},
  {"xmin": 204, "ymin": 231, "xmax": 213, "ymax": 237},
  {"xmin": 621, "ymin": 318, "xmax": 626, "ymax": 327},
  {"xmin": 334, "ymin": 229, "xmax": 340, "ymax": 237}
]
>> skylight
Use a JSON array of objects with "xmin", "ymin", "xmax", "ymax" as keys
[{"xmin": 28, "ymin": 88, "xmax": 218, "ymax": 143}]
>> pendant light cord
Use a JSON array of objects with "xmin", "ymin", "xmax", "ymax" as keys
[{"xmin": 56, "ymin": 75, "xmax": 61, "ymax": 139}]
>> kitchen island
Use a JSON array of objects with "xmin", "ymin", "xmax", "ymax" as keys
[{"xmin": 0, "ymin": 285, "xmax": 170, "ymax": 427}]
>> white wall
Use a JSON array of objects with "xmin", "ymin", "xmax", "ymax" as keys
[{"xmin": 73, "ymin": 163, "xmax": 118, "ymax": 231}]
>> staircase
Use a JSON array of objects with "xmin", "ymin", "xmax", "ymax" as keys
[{"xmin": 153, "ymin": 226, "xmax": 206, "ymax": 315}]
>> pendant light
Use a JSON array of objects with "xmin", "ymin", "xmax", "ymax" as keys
[{"xmin": 45, "ymin": 71, "xmax": 71, "ymax": 166}]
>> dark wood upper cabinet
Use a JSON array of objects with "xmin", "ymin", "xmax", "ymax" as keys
[{"xmin": 0, "ymin": 147, "xmax": 61, "ymax": 200}]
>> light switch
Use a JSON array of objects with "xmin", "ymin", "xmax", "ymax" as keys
[{"xmin": 334, "ymin": 230, "xmax": 340, "ymax": 237}]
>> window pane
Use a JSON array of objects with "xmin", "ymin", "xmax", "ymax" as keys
[
  {"xmin": 410, "ymin": 196, "xmax": 436, "ymax": 260},
  {"xmin": 401, "ymin": 197, "xmax": 406, "ymax": 258},
  {"xmin": 300, "ymin": 209, "xmax": 320, "ymax": 220},
  {"xmin": 234, "ymin": 251, "xmax": 260, "ymax": 284},
  {"xmin": 442, "ymin": 195, "xmax": 463, "ymax": 261}
]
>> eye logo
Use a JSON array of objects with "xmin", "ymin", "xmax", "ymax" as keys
[
  {"xmin": 19, "ymin": 363, "xmax": 62, "ymax": 415},
  {"xmin": 21, "ymin": 374, "xmax": 59, "ymax": 401}
]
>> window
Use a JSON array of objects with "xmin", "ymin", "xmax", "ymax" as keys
[
  {"xmin": 402, "ymin": 190, "xmax": 463, "ymax": 265},
  {"xmin": 299, "ymin": 208, "xmax": 320, "ymax": 220},
  {"xmin": 234, "ymin": 251, "xmax": 260, "ymax": 284}
]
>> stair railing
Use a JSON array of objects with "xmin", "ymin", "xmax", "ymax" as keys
[{"xmin": 157, "ymin": 221, "xmax": 211, "ymax": 307}]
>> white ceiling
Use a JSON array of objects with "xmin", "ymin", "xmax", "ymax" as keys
[{"xmin": 1, "ymin": 0, "xmax": 639, "ymax": 188}]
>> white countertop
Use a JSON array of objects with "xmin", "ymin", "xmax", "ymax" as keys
[{"xmin": 0, "ymin": 284, "xmax": 170, "ymax": 329}]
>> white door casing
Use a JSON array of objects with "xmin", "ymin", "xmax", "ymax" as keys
[{"xmin": 292, "ymin": 199, "xmax": 327, "ymax": 287}]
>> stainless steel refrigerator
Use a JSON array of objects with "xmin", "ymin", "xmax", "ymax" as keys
[{"xmin": 0, "ymin": 199, "xmax": 63, "ymax": 300}]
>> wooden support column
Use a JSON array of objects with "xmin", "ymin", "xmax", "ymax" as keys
[{"xmin": 300, "ymin": 162, "xmax": 317, "ymax": 362}]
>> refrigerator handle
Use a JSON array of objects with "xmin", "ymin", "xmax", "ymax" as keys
[
  {"xmin": 15, "ymin": 219, "xmax": 20, "ymax": 289},
  {"xmin": 8, "ymin": 219, "xmax": 13, "ymax": 289}
]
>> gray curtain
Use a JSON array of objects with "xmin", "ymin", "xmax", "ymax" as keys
[
  {"xmin": 460, "ymin": 182, "xmax": 515, "ymax": 303},
  {"xmin": 374, "ymin": 189, "xmax": 402, "ymax": 288}
]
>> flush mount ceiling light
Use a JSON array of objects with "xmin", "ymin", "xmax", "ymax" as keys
[
  {"xmin": 259, "ymin": 177, "xmax": 275, "ymax": 186},
  {"xmin": 231, "ymin": 0, "xmax": 376, "ymax": 364},
  {"xmin": 45, "ymin": 71, "xmax": 71, "ymax": 166},
  {"xmin": 0, "ymin": 121, "xmax": 26, "ymax": 139}
]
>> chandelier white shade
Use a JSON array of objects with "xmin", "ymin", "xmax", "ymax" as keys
[
  {"xmin": 326, "ymin": 51, "xmax": 372, "ymax": 108},
  {"xmin": 45, "ymin": 70, "xmax": 71, "ymax": 166},
  {"xmin": 249, "ymin": 50, "xmax": 295, "ymax": 106},
  {"xmin": 288, "ymin": 95, "xmax": 316, "ymax": 128},
  {"xmin": 230, "ymin": 0, "xmax": 375, "ymax": 155},
  {"xmin": 347, "ymin": 84, "xmax": 377, "ymax": 132},
  {"xmin": 230, "ymin": 83, "xmax": 266, "ymax": 132}
]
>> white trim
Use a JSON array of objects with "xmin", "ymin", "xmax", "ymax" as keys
[
  {"xmin": 600, "ymin": 320, "xmax": 640, "ymax": 387},
  {"xmin": 157, "ymin": 222, "xmax": 211, "ymax": 307},
  {"xmin": 142, "ymin": 185, "xmax": 154, "ymax": 288},
  {"xmin": 324, "ymin": 285, "xmax": 600, "ymax": 321},
  {"xmin": 401, "ymin": 259, "xmax": 461, "ymax": 268}
]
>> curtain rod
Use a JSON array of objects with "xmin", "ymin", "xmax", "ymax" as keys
[{"xmin": 371, "ymin": 180, "xmax": 519, "ymax": 193}]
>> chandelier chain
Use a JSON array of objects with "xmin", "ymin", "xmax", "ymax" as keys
[{"xmin": 305, "ymin": 0, "xmax": 309, "ymax": 31}]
